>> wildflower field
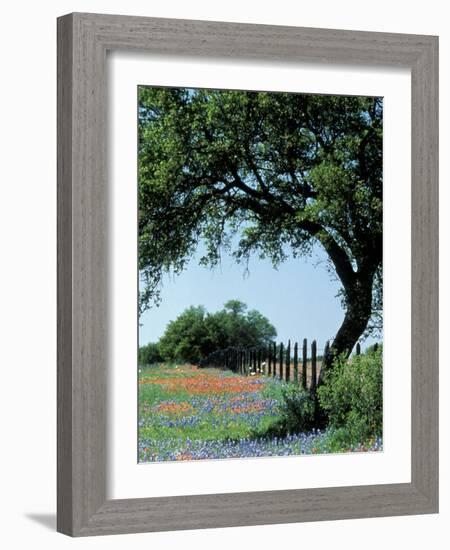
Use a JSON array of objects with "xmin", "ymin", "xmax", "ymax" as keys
[{"xmin": 138, "ymin": 364, "xmax": 382, "ymax": 462}]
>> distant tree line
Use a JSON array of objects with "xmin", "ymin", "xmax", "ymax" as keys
[{"xmin": 138, "ymin": 300, "xmax": 276, "ymax": 366}]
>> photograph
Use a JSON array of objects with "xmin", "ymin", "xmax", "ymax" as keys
[
  {"xmin": 137, "ymin": 86, "xmax": 383, "ymax": 462},
  {"xmin": 0, "ymin": 0, "xmax": 441, "ymax": 542}
]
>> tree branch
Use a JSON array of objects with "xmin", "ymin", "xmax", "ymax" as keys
[{"xmin": 297, "ymin": 220, "xmax": 356, "ymax": 288}]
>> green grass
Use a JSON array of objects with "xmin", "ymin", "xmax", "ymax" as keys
[
  {"xmin": 138, "ymin": 363, "xmax": 285, "ymax": 456},
  {"xmin": 138, "ymin": 363, "xmax": 383, "ymax": 461}
]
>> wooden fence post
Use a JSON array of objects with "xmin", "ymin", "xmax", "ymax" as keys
[
  {"xmin": 302, "ymin": 338, "xmax": 307, "ymax": 389},
  {"xmin": 279, "ymin": 342, "xmax": 284, "ymax": 380},
  {"xmin": 286, "ymin": 340, "xmax": 291, "ymax": 382},
  {"xmin": 293, "ymin": 342, "xmax": 298, "ymax": 383},
  {"xmin": 324, "ymin": 340, "xmax": 330, "ymax": 360},
  {"xmin": 311, "ymin": 340, "xmax": 317, "ymax": 391},
  {"xmin": 322, "ymin": 340, "xmax": 330, "ymax": 383},
  {"xmin": 272, "ymin": 342, "xmax": 277, "ymax": 378}
]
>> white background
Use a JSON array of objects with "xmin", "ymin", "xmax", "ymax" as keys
[
  {"xmin": 0, "ymin": 1, "xmax": 447, "ymax": 549},
  {"xmin": 109, "ymin": 55, "xmax": 411, "ymax": 498}
]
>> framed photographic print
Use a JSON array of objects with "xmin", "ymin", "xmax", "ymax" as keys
[{"xmin": 57, "ymin": 13, "xmax": 438, "ymax": 536}]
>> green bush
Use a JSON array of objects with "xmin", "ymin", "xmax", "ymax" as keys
[
  {"xmin": 255, "ymin": 383, "xmax": 316, "ymax": 438},
  {"xmin": 157, "ymin": 301, "xmax": 276, "ymax": 364},
  {"xmin": 278, "ymin": 384, "xmax": 316, "ymax": 433},
  {"xmin": 138, "ymin": 342, "xmax": 163, "ymax": 366},
  {"xmin": 366, "ymin": 342, "xmax": 382, "ymax": 354},
  {"xmin": 317, "ymin": 348, "xmax": 382, "ymax": 445}
]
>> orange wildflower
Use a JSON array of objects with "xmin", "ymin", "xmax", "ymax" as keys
[
  {"xmin": 141, "ymin": 367, "xmax": 266, "ymax": 395},
  {"xmin": 154, "ymin": 401, "xmax": 194, "ymax": 415}
]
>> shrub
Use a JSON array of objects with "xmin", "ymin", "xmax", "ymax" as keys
[
  {"xmin": 278, "ymin": 384, "xmax": 317, "ymax": 433},
  {"xmin": 255, "ymin": 383, "xmax": 316, "ymax": 439},
  {"xmin": 317, "ymin": 348, "xmax": 382, "ymax": 445},
  {"xmin": 366, "ymin": 342, "xmax": 382, "ymax": 354},
  {"xmin": 138, "ymin": 342, "xmax": 163, "ymax": 366}
]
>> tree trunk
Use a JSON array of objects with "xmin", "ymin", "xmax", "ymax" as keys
[{"xmin": 318, "ymin": 273, "xmax": 374, "ymax": 385}]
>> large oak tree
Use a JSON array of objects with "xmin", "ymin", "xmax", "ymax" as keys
[{"xmin": 138, "ymin": 87, "xmax": 382, "ymax": 376}]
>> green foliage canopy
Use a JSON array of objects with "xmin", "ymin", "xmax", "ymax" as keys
[
  {"xmin": 138, "ymin": 342, "xmax": 163, "ymax": 366},
  {"xmin": 157, "ymin": 300, "xmax": 276, "ymax": 364}
]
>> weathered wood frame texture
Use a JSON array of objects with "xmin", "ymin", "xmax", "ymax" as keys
[{"xmin": 57, "ymin": 12, "xmax": 438, "ymax": 537}]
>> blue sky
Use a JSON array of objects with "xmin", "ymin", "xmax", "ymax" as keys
[{"xmin": 138, "ymin": 242, "xmax": 377, "ymax": 353}]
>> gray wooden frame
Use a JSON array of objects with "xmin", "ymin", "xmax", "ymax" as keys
[{"xmin": 57, "ymin": 12, "xmax": 438, "ymax": 537}]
